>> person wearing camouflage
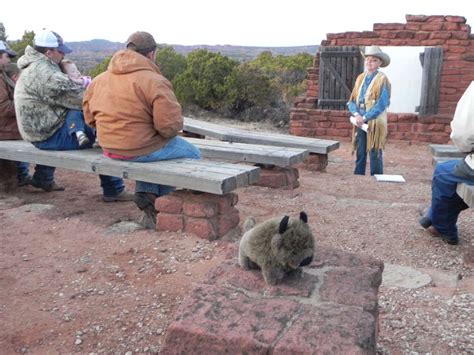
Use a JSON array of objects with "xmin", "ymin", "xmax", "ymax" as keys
[{"xmin": 14, "ymin": 30, "xmax": 132, "ymax": 201}]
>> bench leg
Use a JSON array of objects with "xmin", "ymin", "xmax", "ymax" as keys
[
  {"xmin": 254, "ymin": 166, "xmax": 300, "ymax": 189},
  {"xmin": 0, "ymin": 159, "xmax": 18, "ymax": 193},
  {"xmin": 301, "ymin": 153, "xmax": 328, "ymax": 172},
  {"xmin": 155, "ymin": 190, "xmax": 240, "ymax": 240}
]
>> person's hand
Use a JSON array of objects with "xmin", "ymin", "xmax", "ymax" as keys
[{"xmin": 355, "ymin": 115, "xmax": 365, "ymax": 128}]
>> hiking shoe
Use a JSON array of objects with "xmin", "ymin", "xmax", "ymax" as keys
[
  {"xmin": 102, "ymin": 190, "xmax": 134, "ymax": 203},
  {"xmin": 419, "ymin": 216, "xmax": 432, "ymax": 229},
  {"xmin": 18, "ymin": 175, "xmax": 33, "ymax": 187},
  {"xmin": 77, "ymin": 133, "xmax": 90, "ymax": 147},
  {"xmin": 31, "ymin": 180, "xmax": 65, "ymax": 192}
]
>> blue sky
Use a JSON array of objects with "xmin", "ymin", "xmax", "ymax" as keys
[{"xmin": 2, "ymin": 0, "xmax": 472, "ymax": 46}]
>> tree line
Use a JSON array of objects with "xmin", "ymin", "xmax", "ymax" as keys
[{"xmin": 2, "ymin": 25, "xmax": 313, "ymax": 124}]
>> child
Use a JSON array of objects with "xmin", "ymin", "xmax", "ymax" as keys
[
  {"xmin": 60, "ymin": 59, "xmax": 92, "ymax": 88},
  {"xmin": 59, "ymin": 59, "xmax": 92, "ymax": 146}
]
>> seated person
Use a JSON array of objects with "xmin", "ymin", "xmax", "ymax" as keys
[
  {"xmin": 419, "ymin": 81, "xmax": 474, "ymax": 245},
  {"xmin": 14, "ymin": 29, "xmax": 133, "ymax": 201},
  {"xmin": 84, "ymin": 31, "xmax": 201, "ymax": 228},
  {"xmin": 0, "ymin": 42, "xmax": 31, "ymax": 186}
]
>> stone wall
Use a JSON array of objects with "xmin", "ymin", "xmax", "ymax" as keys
[{"xmin": 290, "ymin": 15, "xmax": 474, "ymax": 144}]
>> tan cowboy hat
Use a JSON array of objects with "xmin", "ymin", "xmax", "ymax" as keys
[{"xmin": 363, "ymin": 46, "xmax": 390, "ymax": 67}]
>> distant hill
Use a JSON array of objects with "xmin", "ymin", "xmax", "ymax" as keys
[{"xmin": 66, "ymin": 39, "xmax": 319, "ymax": 74}]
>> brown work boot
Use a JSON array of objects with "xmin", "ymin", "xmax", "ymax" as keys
[
  {"xmin": 134, "ymin": 192, "xmax": 158, "ymax": 230},
  {"xmin": 102, "ymin": 190, "xmax": 134, "ymax": 203},
  {"xmin": 31, "ymin": 180, "xmax": 65, "ymax": 192}
]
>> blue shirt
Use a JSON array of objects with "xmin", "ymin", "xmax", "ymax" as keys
[{"xmin": 347, "ymin": 71, "xmax": 390, "ymax": 122}]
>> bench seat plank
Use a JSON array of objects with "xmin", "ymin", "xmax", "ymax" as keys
[
  {"xmin": 429, "ymin": 144, "xmax": 466, "ymax": 158},
  {"xmin": 0, "ymin": 141, "xmax": 260, "ymax": 195},
  {"xmin": 183, "ymin": 117, "xmax": 339, "ymax": 155},
  {"xmin": 184, "ymin": 137, "xmax": 309, "ymax": 167}
]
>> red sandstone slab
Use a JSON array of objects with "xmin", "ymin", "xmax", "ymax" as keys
[
  {"xmin": 204, "ymin": 259, "xmax": 318, "ymax": 298},
  {"xmin": 318, "ymin": 266, "xmax": 381, "ymax": 314},
  {"xmin": 273, "ymin": 303, "xmax": 376, "ymax": 354},
  {"xmin": 160, "ymin": 284, "xmax": 301, "ymax": 355}
]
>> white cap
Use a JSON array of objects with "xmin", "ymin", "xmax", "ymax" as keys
[{"xmin": 34, "ymin": 30, "xmax": 72, "ymax": 54}]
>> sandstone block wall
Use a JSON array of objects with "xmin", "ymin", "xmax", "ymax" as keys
[{"xmin": 291, "ymin": 15, "xmax": 474, "ymax": 144}]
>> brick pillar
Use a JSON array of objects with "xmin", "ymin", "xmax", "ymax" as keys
[
  {"xmin": 155, "ymin": 190, "xmax": 240, "ymax": 240},
  {"xmin": 0, "ymin": 159, "xmax": 18, "ymax": 193},
  {"xmin": 254, "ymin": 166, "xmax": 300, "ymax": 189},
  {"xmin": 300, "ymin": 153, "xmax": 328, "ymax": 172}
]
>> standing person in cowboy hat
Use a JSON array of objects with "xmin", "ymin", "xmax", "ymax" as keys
[{"xmin": 347, "ymin": 45, "xmax": 391, "ymax": 175}]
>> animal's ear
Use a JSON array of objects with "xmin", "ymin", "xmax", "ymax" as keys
[
  {"xmin": 279, "ymin": 216, "xmax": 290, "ymax": 234},
  {"xmin": 299, "ymin": 211, "xmax": 308, "ymax": 223}
]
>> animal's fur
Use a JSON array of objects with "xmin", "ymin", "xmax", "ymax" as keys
[{"xmin": 238, "ymin": 212, "xmax": 315, "ymax": 285}]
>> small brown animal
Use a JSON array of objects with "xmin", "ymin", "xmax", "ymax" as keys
[{"xmin": 238, "ymin": 212, "xmax": 314, "ymax": 285}]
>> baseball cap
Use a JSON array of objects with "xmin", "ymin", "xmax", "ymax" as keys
[
  {"xmin": 126, "ymin": 31, "xmax": 157, "ymax": 52},
  {"xmin": 34, "ymin": 30, "xmax": 72, "ymax": 54},
  {"xmin": 0, "ymin": 40, "xmax": 17, "ymax": 57}
]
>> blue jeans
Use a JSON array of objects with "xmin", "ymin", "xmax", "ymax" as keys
[
  {"xmin": 32, "ymin": 110, "xmax": 124, "ymax": 197},
  {"xmin": 427, "ymin": 160, "xmax": 473, "ymax": 239},
  {"xmin": 16, "ymin": 161, "xmax": 30, "ymax": 182},
  {"xmin": 114, "ymin": 136, "xmax": 201, "ymax": 196},
  {"xmin": 354, "ymin": 127, "xmax": 383, "ymax": 175}
]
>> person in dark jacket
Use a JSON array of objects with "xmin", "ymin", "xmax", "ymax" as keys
[{"xmin": 0, "ymin": 40, "xmax": 31, "ymax": 186}]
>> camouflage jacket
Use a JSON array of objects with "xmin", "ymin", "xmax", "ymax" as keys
[{"xmin": 14, "ymin": 45, "xmax": 84, "ymax": 142}]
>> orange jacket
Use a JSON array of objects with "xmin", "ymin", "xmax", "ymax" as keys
[{"xmin": 83, "ymin": 50, "xmax": 182, "ymax": 156}]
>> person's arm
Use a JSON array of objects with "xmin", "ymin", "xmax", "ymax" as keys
[
  {"xmin": 0, "ymin": 78, "xmax": 16, "ymax": 118},
  {"xmin": 363, "ymin": 83, "xmax": 390, "ymax": 122},
  {"xmin": 41, "ymin": 68, "xmax": 85, "ymax": 110},
  {"xmin": 151, "ymin": 78, "xmax": 183, "ymax": 138},
  {"xmin": 82, "ymin": 82, "xmax": 96, "ymax": 128}
]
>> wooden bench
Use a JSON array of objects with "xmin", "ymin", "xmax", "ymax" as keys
[
  {"xmin": 184, "ymin": 137, "xmax": 309, "ymax": 167},
  {"xmin": 429, "ymin": 144, "xmax": 473, "ymax": 208},
  {"xmin": 0, "ymin": 140, "xmax": 261, "ymax": 239},
  {"xmin": 183, "ymin": 117, "xmax": 340, "ymax": 172}
]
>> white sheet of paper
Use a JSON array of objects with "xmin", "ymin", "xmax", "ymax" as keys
[
  {"xmin": 374, "ymin": 174, "xmax": 406, "ymax": 183},
  {"xmin": 350, "ymin": 116, "xmax": 368, "ymax": 132}
]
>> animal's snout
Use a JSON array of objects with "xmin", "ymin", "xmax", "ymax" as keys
[{"xmin": 299, "ymin": 255, "xmax": 313, "ymax": 267}]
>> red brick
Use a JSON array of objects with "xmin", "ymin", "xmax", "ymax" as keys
[
  {"xmin": 255, "ymin": 168, "xmax": 290, "ymax": 189},
  {"xmin": 184, "ymin": 217, "xmax": 217, "ymax": 240},
  {"xmin": 183, "ymin": 200, "xmax": 219, "ymax": 218},
  {"xmin": 156, "ymin": 213, "xmax": 183, "ymax": 232},
  {"xmin": 155, "ymin": 195, "xmax": 183, "ymax": 214}
]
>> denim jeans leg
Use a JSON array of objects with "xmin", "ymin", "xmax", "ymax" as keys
[
  {"xmin": 369, "ymin": 149, "xmax": 383, "ymax": 175},
  {"xmin": 16, "ymin": 161, "xmax": 30, "ymax": 181},
  {"xmin": 354, "ymin": 128, "xmax": 367, "ymax": 175},
  {"xmin": 131, "ymin": 136, "xmax": 201, "ymax": 196},
  {"xmin": 100, "ymin": 175, "xmax": 125, "ymax": 198},
  {"xmin": 32, "ymin": 165, "xmax": 55, "ymax": 186},
  {"xmin": 428, "ymin": 160, "xmax": 470, "ymax": 238}
]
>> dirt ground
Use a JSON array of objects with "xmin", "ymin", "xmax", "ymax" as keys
[{"xmin": 0, "ymin": 136, "xmax": 473, "ymax": 354}]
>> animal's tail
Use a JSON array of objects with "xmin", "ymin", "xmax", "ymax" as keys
[{"xmin": 243, "ymin": 217, "xmax": 256, "ymax": 232}]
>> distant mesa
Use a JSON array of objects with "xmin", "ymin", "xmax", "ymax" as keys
[{"xmin": 66, "ymin": 39, "xmax": 319, "ymax": 73}]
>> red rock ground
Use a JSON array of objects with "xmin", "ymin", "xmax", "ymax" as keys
[{"xmin": 1, "ymin": 139, "xmax": 473, "ymax": 354}]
